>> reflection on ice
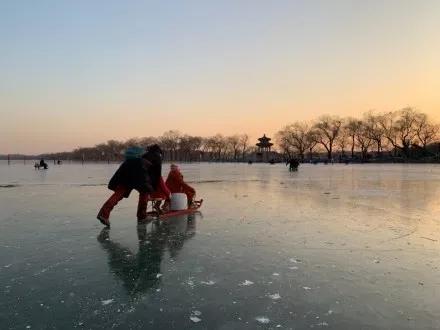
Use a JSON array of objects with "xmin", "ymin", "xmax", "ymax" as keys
[{"xmin": 97, "ymin": 215, "xmax": 197, "ymax": 297}]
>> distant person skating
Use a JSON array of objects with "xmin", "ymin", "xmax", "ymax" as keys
[
  {"xmin": 39, "ymin": 159, "xmax": 48, "ymax": 169},
  {"xmin": 97, "ymin": 145, "xmax": 164, "ymax": 227},
  {"xmin": 286, "ymin": 158, "xmax": 299, "ymax": 171},
  {"xmin": 166, "ymin": 164, "xmax": 197, "ymax": 208}
]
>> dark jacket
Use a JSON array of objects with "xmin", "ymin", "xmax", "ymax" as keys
[
  {"xmin": 107, "ymin": 158, "xmax": 154, "ymax": 198},
  {"xmin": 108, "ymin": 148, "xmax": 163, "ymax": 198},
  {"xmin": 142, "ymin": 149, "xmax": 162, "ymax": 191}
]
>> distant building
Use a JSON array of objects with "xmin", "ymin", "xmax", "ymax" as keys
[{"xmin": 254, "ymin": 134, "xmax": 278, "ymax": 163}]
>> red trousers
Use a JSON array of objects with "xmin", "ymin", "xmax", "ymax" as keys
[
  {"xmin": 149, "ymin": 177, "xmax": 171, "ymax": 200},
  {"xmin": 183, "ymin": 188, "xmax": 195, "ymax": 202},
  {"xmin": 99, "ymin": 186, "xmax": 149, "ymax": 220}
]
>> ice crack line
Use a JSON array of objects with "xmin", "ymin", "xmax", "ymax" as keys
[{"xmin": 34, "ymin": 257, "xmax": 74, "ymax": 276}]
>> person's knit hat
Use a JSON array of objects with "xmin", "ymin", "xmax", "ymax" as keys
[
  {"xmin": 148, "ymin": 144, "xmax": 163, "ymax": 155},
  {"xmin": 124, "ymin": 146, "xmax": 145, "ymax": 159}
]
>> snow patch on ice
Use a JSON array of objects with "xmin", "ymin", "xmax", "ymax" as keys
[
  {"xmin": 190, "ymin": 310, "xmax": 202, "ymax": 323},
  {"xmin": 316, "ymin": 321, "xmax": 329, "ymax": 326},
  {"xmin": 268, "ymin": 293, "xmax": 281, "ymax": 300},
  {"xmin": 190, "ymin": 316, "xmax": 201, "ymax": 323},
  {"xmin": 186, "ymin": 276, "xmax": 195, "ymax": 288},
  {"xmin": 101, "ymin": 299, "xmax": 114, "ymax": 305},
  {"xmin": 256, "ymin": 316, "xmax": 270, "ymax": 324}
]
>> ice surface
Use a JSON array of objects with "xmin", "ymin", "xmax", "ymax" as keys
[{"xmin": 1, "ymin": 162, "xmax": 440, "ymax": 329}]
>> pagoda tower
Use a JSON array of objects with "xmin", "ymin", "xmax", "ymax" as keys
[{"xmin": 256, "ymin": 134, "xmax": 273, "ymax": 162}]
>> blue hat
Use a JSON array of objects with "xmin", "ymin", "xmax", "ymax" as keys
[{"xmin": 124, "ymin": 146, "xmax": 145, "ymax": 159}]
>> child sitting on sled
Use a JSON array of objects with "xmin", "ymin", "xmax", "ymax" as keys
[{"xmin": 165, "ymin": 164, "xmax": 199, "ymax": 208}]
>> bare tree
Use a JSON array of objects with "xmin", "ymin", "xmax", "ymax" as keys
[
  {"xmin": 160, "ymin": 130, "xmax": 181, "ymax": 161},
  {"xmin": 363, "ymin": 112, "xmax": 384, "ymax": 157},
  {"xmin": 179, "ymin": 135, "xmax": 202, "ymax": 161},
  {"xmin": 344, "ymin": 118, "xmax": 361, "ymax": 159},
  {"xmin": 306, "ymin": 130, "xmax": 319, "ymax": 161},
  {"xmin": 125, "ymin": 138, "xmax": 141, "ymax": 148},
  {"xmin": 227, "ymin": 135, "xmax": 241, "ymax": 161},
  {"xmin": 188, "ymin": 136, "xmax": 203, "ymax": 161},
  {"xmin": 276, "ymin": 122, "xmax": 314, "ymax": 160},
  {"xmin": 201, "ymin": 137, "xmax": 216, "ymax": 161},
  {"xmin": 214, "ymin": 134, "xmax": 227, "ymax": 160},
  {"xmin": 275, "ymin": 129, "xmax": 295, "ymax": 159},
  {"xmin": 313, "ymin": 115, "xmax": 343, "ymax": 160},
  {"xmin": 379, "ymin": 108, "xmax": 419, "ymax": 158},
  {"xmin": 415, "ymin": 113, "xmax": 439, "ymax": 150},
  {"xmin": 239, "ymin": 134, "xmax": 249, "ymax": 161},
  {"xmin": 204, "ymin": 134, "xmax": 226, "ymax": 161},
  {"xmin": 105, "ymin": 140, "xmax": 125, "ymax": 160},
  {"xmin": 138, "ymin": 136, "xmax": 159, "ymax": 150},
  {"xmin": 355, "ymin": 123, "xmax": 372, "ymax": 161},
  {"xmin": 336, "ymin": 127, "xmax": 349, "ymax": 158}
]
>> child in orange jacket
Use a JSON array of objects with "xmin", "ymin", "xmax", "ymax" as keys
[{"xmin": 165, "ymin": 164, "xmax": 196, "ymax": 207}]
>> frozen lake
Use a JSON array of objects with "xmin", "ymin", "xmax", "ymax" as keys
[{"xmin": 1, "ymin": 162, "xmax": 440, "ymax": 329}]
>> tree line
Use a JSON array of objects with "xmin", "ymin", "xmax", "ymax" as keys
[
  {"xmin": 276, "ymin": 107, "xmax": 440, "ymax": 162},
  {"xmin": 20, "ymin": 107, "xmax": 440, "ymax": 163},
  {"xmin": 40, "ymin": 132, "xmax": 253, "ymax": 162}
]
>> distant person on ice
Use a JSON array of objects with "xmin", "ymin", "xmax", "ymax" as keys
[
  {"xmin": 166, "ymin": 164, "xmax": 196, "ymax": 207},
  {"xmin": 97, "ymin": 145, "xmax": 163, "ymax": 227},
  {"xmin": 287, "ymin": 158, "xmax": 299, "ymax": 171},
  {"xmin": 39, "ymin": 159, "xmax": 48, "ymax": 169}
]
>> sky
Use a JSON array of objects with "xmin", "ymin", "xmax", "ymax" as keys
[{"xmin": 1, "ymin": 0, "xmax": 439, "ymax": 154}]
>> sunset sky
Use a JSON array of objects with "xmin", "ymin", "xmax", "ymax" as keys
[{"xmin": 1, "ymin": 0, "xmax": 440, "ymax": 154}]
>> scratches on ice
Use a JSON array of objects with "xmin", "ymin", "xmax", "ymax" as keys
[{"xmin": 33, "ymin": 257, "xmax": 74, "ymax": 276}]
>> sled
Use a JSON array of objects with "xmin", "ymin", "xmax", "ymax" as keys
[{"xmin": 145, "ymin": 199, "xmax": 203, "ymax": 220}]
